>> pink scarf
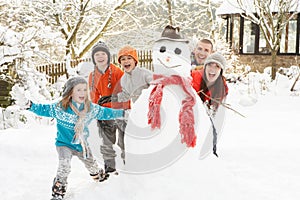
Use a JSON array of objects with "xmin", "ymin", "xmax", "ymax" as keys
[{"xmin": 147, "ymin": 74, "xmax": 197, "ymax": 147}]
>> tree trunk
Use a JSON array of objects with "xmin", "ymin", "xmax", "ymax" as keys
[
  {"xmin": 271, "ymin": 50, "xmax": 277, "ymax": 80},
  {"xmin": 206, "ymin": 0, "xmax": 214, "ymax": 39}
]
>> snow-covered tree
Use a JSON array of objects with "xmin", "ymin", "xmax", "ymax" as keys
[
  {"xmin": 1, "ymin": 0, "xmax": 223, "ymax": 62},
  {"xmin": 29, "ymin": 0, "xmax": 139, "ymax": 59},
  {"xmin": 1, "ymin": 0, "xmax": 226, "ymax": 101},
  {"xmin": 0, "ymin": 1, "xmax": 62, "ymax": 105},
  {"xmin": 236, "ymin": 0, "xmax": 300, "ymax": 79}
]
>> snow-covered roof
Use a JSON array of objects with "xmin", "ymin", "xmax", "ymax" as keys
[
  {"xmin": 216, "ymin": 0, "xmax": 300, "ymax": 15},
  {"xmin": 0, "ymin": 46, "xmax": 21, "ymax": 66},
  {"xmin": 216, "ymin": 0, "xmax": 245, "ymax": 15}
]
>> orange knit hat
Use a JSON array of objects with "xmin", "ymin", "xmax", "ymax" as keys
[{"xmin": 117, "ymin": 46, "xmax": 138, "ymax": 64}]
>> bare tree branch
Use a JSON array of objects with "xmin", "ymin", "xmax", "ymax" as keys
[
  {"xmin": 198, "ymin": 90, "xmax": 246, "ymax": 118},
  {"xmin": 77, "ymin": 0, "xmax": 132, "ymax": 58},
  {"xmin": 166, "ymin": 0, "xmax": 173, "ymax": 25}
]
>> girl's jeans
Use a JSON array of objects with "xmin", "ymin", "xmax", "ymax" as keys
[{"xmin": 55, "ymin": 146, "xmax": 100, "ymax": 184}]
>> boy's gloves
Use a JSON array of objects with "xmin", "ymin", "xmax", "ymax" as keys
[
  {"xmin": 98, "ymin": 96, "xmax": 111, "ymax": 105},
  {"xmin": 98, "ymin": 95, "xmax": 118, "ymax": 105}
]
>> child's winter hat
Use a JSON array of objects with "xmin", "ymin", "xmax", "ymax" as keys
[
  {"xmin": 91, "ymin": 41, "xmax": 110, "ymax": 65},
  {"xmin": 204, "ymin": 52, "xmax": 227, "ymax": 70},
  {"xmin": 117, "ymin": 46, "xmax": 138, "ymax": 64},
  {"xmin": 62, "ymin": 77, "xmax": 87, "ymax": 97}
]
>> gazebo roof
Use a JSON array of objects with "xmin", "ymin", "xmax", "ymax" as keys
[{"xmin": 216, "ymin": 0, "xmax": 300, "ymax": 15}]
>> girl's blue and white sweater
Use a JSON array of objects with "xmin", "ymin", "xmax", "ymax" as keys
[{"xmin": 29, "ymin": 101, "xmax": 124, "ymax": 152}]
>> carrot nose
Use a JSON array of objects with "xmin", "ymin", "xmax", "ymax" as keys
[{"xmin": 166, "ymin": 57, "xmax": 171, "ymax": 62}]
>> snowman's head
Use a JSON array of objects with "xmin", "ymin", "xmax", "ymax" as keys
[{"xmin": 153, "ymin": 25, "xmax": 191, "ymax": 78}]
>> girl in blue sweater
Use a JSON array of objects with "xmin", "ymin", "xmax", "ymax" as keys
[{"xmin": 28, "ymin": 77, "xmax": 125, "ymax": 200}]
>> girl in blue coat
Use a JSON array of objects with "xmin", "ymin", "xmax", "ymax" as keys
[{"xmin": 28, "ymin": 77, "xmax": 125, "ymax": 200}]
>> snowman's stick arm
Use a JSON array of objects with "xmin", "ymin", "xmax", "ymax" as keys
[
  {"xmin": 290, "ymin": 73, "xmax": 300, "ymax": 91},
  {"xmin": 197, "ymin": 90, "xmax": 246, "ymax": 118}
]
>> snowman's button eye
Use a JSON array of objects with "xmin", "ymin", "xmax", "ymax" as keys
[
  {"xmin": 174, "ymin": 48, "xmax": 181, "ymax": 55},
  {"xmin": 160, "ymin": 46, "xmax": 166, "ymax": 53}
]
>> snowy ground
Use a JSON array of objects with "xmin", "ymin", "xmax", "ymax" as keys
[{"xmin": 1, "ymin": 82, "xmax": 300, "ymax": 200}]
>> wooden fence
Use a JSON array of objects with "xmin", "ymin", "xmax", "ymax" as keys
[{"xmin": 36, "ymin": 50, "xmax": 153, "ymax": 84}]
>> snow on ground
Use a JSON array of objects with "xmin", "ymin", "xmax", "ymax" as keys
[{"xmin": 1, "ymin": 82, "xmax": 300, "ymax": 200}]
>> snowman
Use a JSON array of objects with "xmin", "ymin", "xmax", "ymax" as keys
[{"xmin": 123, "ymin": 26, "xmax": 210, "ymax": 174}]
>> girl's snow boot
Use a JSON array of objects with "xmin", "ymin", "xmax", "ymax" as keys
[
  {"xmin": 51, "ymin": 178, "xmax": 67, "ymax": 200},
  {"xmin": 90, "ymin": 169, "xmax": 109, "ymax": 182}
]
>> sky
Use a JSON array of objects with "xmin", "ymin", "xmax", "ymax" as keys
[{"xmin": 1, "ymin": 70, "xmax": 300, "ymax": 200}]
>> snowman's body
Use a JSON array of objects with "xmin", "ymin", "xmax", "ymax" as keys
[{"xmin": 123, "ymin": 28, "xmax": 211, "ymax": 174}]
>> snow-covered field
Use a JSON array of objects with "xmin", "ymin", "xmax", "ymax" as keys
[{"xmin": 1, "ymin": 81, "xmax": 300, "ymax": 200}]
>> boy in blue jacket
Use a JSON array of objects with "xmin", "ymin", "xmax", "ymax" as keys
[{"xmin": 27, "ymin": 77, "xmax": 125, "ymax": 200}]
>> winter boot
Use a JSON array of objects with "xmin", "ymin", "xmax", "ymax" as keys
[
  {"xmin": 105, "ymin": 164, "xmax": 116, "ymax": 173},
  {"xmin": 104, "ymin": 159, "xmax": 116, "ymax": 174},
  {"xmin": 51, "ymin": 178, "xmax": 67, "ymax": 200},
  {"xmin": 90, "ymin": 169, "xmax": 109, "ymax": 182}
]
